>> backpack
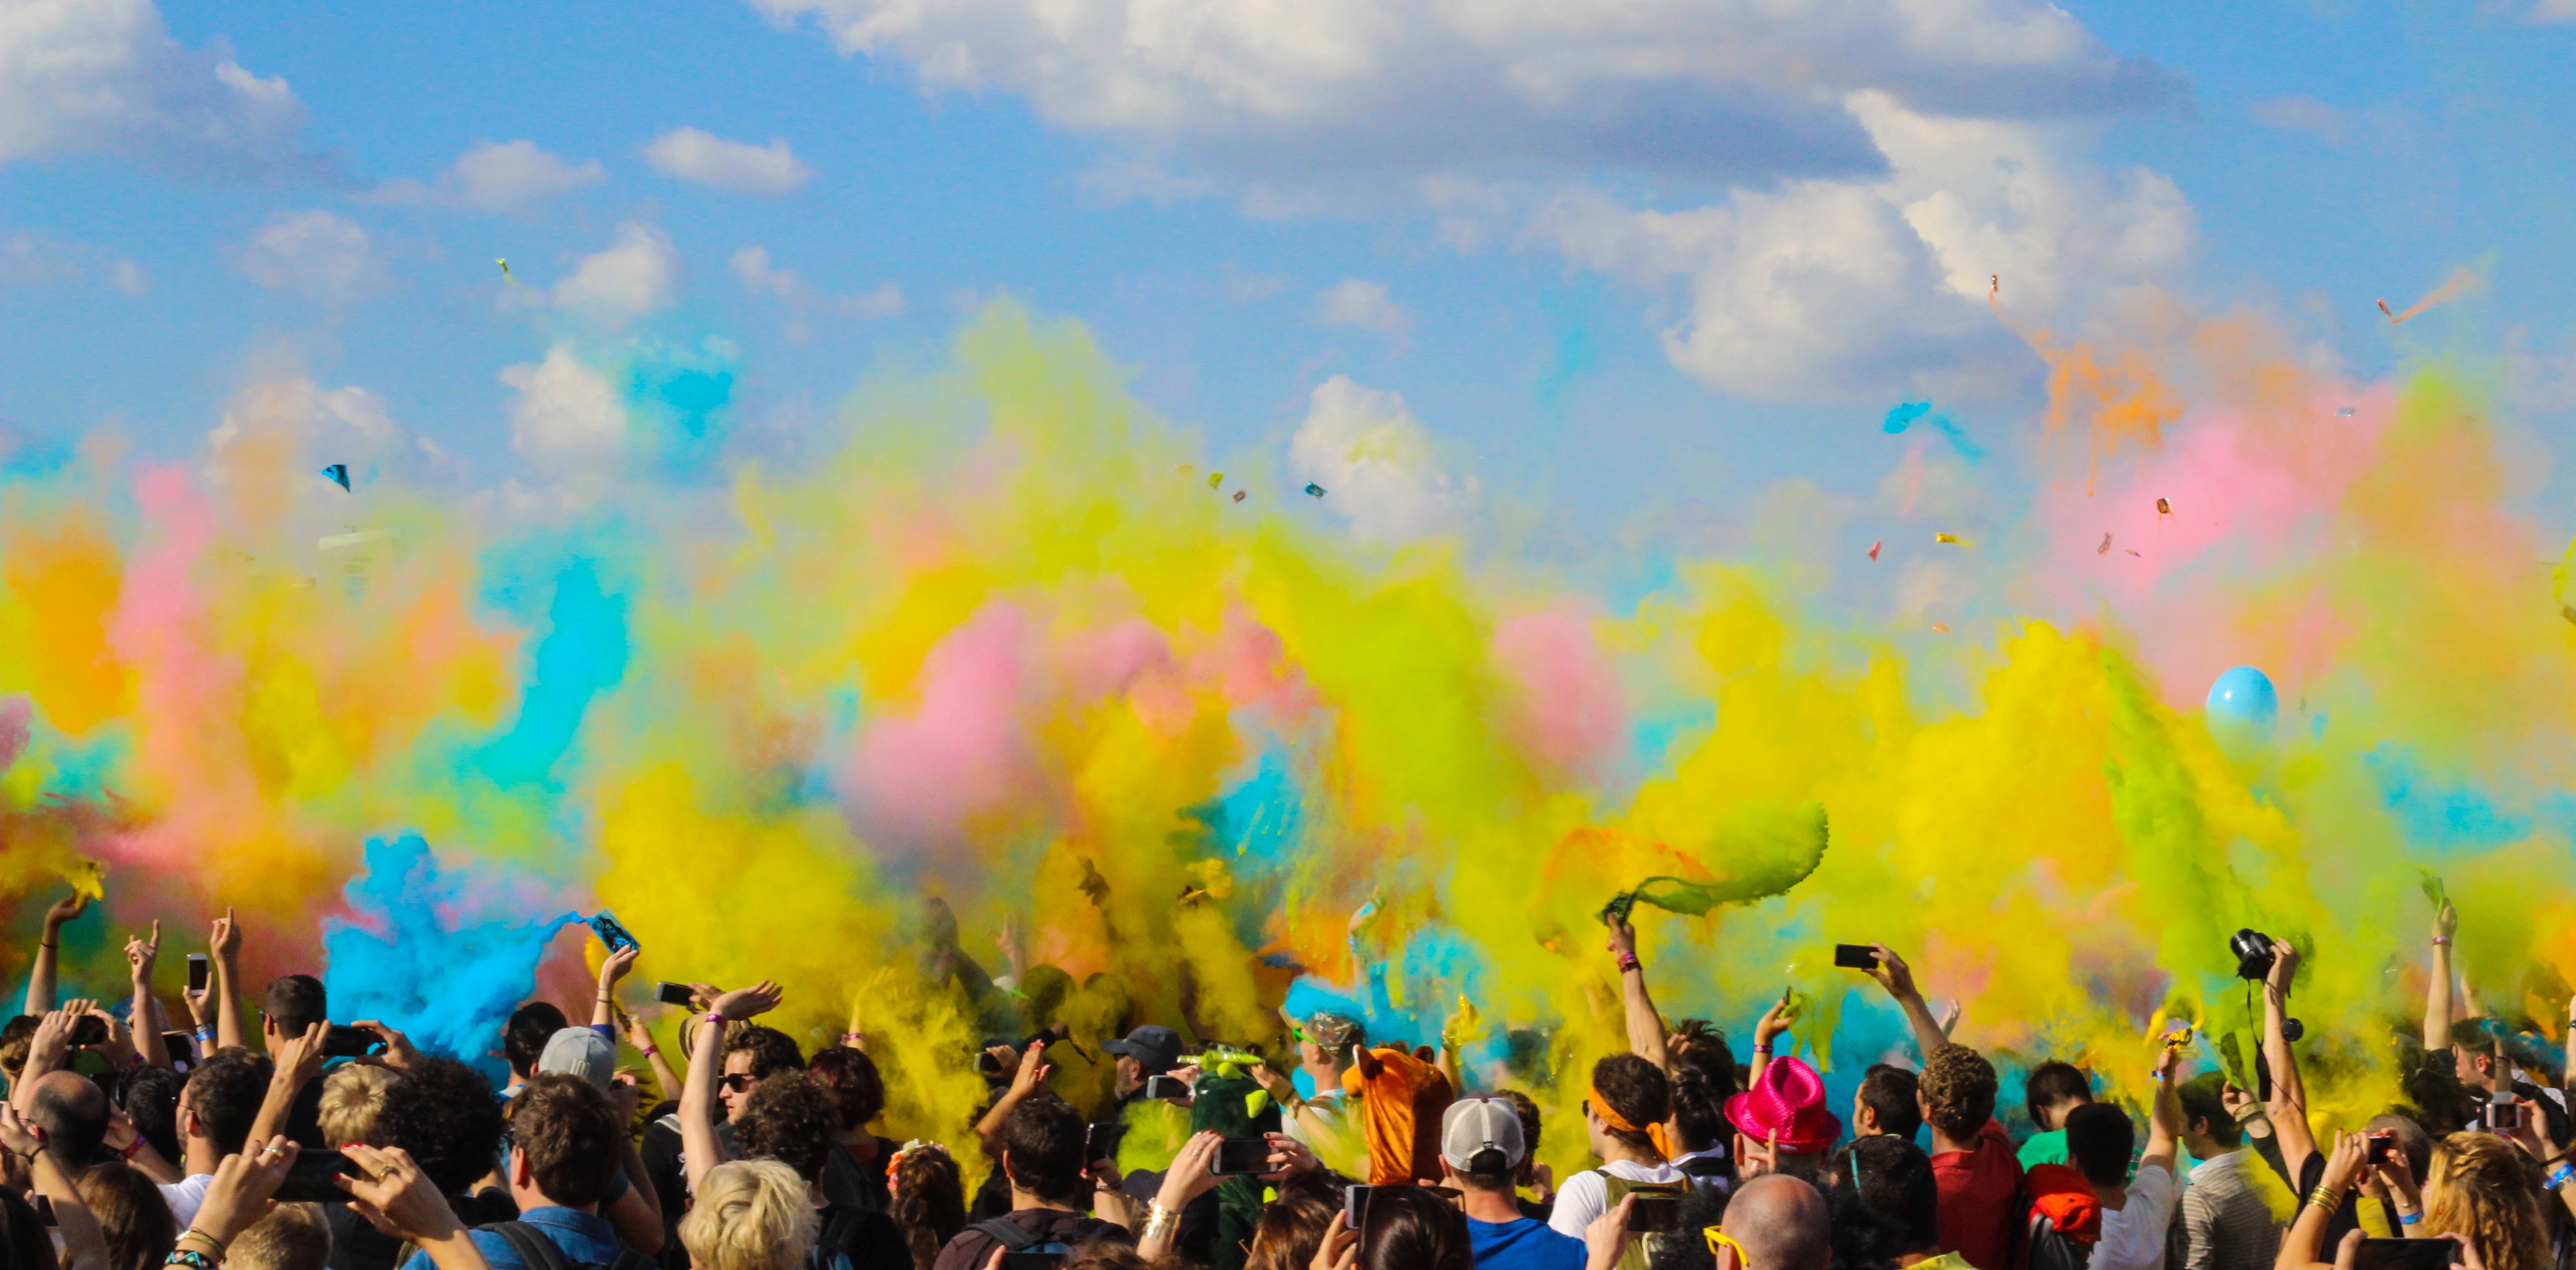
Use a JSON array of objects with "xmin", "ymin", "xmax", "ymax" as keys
[
  {"xmin": 808, "ymin": 1204, "xmax": 907, "ymax": 1270},
  {"xmin": 966, "ymin": 1217, "xmax": 1078, "ymax": 1256},
  {"xmin": 477, "ymin": 1222, "xmax": 657, "ymax": 1270},
  {"xmin": 2016, "ymin": 1163, "xmax": 2101, "ymax": 1270}
]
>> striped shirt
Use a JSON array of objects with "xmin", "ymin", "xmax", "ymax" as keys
[{"xmin": 2181, "ymin": 1149, "xmax": 2287, "ymax": 1270}]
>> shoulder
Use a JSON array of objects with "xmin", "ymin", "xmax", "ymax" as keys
[{"xmin": 931, "ymin": 1227, "xmax": 999, "ymax": 1270}]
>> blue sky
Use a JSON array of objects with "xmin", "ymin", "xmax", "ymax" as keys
[{"xmin": 4, "ymin": 0, "xmax": 2574, "ymax": 547}]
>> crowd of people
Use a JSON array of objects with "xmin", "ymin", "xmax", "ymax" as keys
[{"xmin": 0, "ymin": 886, "xmax": 2568, "ymax": 1270}]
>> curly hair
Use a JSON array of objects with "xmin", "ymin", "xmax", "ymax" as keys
[
  {"xmin": 680, "ymin": 1160, "xmax": 817, "ymax": 1270},
  {"xmin": 805, "ymin": 1047, "xmax": 886, "ymax": 1130},
  {"xmin": 2423, "ymin": 1132, "xmax": 2550, "ymax": 1270},
  {"xmin": 1587, "ymin": 1053, "xmax": 1672, "ymax": 1153},
  {"xmin": 890, "ymin": 1146, "xmax": 966, "ymax": 1270},
  {"xmin": 378, "ymin": 1058, "xmax": 508, "ymax": 1195},
  {"xmin": 735, "ymin": 1070, "xmax": 840, "ymax": 1181},
  {"xmin": 724, "ymin": 1025, "xmax": 807, "ymax": 1080},
  {"xmin": 1917, "ymin": 1044, "xmax": 1998, "ymax": 1141}
]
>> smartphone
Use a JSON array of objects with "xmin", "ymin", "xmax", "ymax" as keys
[
  {"xmin": 272, "ymin": 1149, "xmax": 356, "ymax": 1203},
  {"xmin": 2351, "ymin": 1238, "xmax": 2460, "ymax": 1270},
  {"xmin": 588, "ymin": 912, "xmax": 639, "ymax": 954},
  {"xmin": 187, "ymin": 954, "xmax": 209, "ymax": 992},
  {"xmin": 978, "ymin": 1050, "xmax": 1006, "ymax": 1077},
  {"xmin": 655, "ymin": 981, "xmax": 694, "ymax": 1008},
  {"xmin": 68, "ymin": 1015, "xmax": 107, "ymax": 1046},
  {"xmin": 32, "ymin": 1195, "xmax": 54, "ymax": 1228},
  {"xmin": 1628, "ymin": 1193, "xmax": 1683, "ymax": 1234},
  {"xmin": 2366, "ymin": 1132, "xmax": 2395, "ymax": 1166},
  {"xmin": 1344, "ymin": 1184, "xmax": 1376, "ymax": 1231},
  {"xmin": 1211, "ymin": 1137, "xmax": 1272, "ymax": 1175},
  {"xmin": 1085, "ymin": 1122, "xmax": 1126, "ymax": 1163},
  {"xmin": 321, "ymin": 1025, "xmax": 381, "ymax": 1059},
  {"xmin": 1000, "ymin": 1256, "xmax": 1067, "ymax": 1270},
  {"xmin": 162, "ymin": 1032, "xmax": 197, "ymax": 1067},
  {"xmin": 2487, "ymin": 1097, "xmax": 2520, "ymax": 1132},
  {"xmin": 1142, "ymin": 1074, "xmax": 1191, "ymax": 1101},
  {"xmin": 1832, "ymin": 944, "xmax": 1879, "ymax": 969}
]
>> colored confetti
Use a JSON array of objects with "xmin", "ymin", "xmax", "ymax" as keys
[
  {"xmin": 2155, "ymin": 497, "xmax": 2172, "ymax": 516},
  {"xmin": 1207, "ymin": 472, "xmax": 1224, "ymax": 489},
  {"xmin": 2377, "ymin": 268, "xmax": 2480, "ymax": 325},
  {"xmin": 2126, "ymin": 549, "xmax": 2141, "ymax": 557},
  {"xmin": 1934, "ymin": 533, "xmax": 1964, "ymax": 545},
  {"xmin": 496, "ymin": 258, "xmax": 511, "ymax": 280},
  {"xmin": 1932, "ymin": 623, "xmax": 1950, "ymax": 634},
  {"xmin": 1232, "ymin": 490, "xmax": 1246, "ymax": 503},
  {"xmin": 321, "ymin": 463, "xmax": 351, "ymax": 492},
  {"xmin": 1867, "ymin": 540, "xmax": 1882, "ymax": 561},
  {"xmin": 1304, "ymin": 483, "xmax": 1325, "ymax": 497},
  {"xmin": 1881, "ymin": 400, "xmax": 1985, "ymax": 462},
  {"xmin": 2098, "ymin": 532, "xmax": 2112, "ymax": 556}
]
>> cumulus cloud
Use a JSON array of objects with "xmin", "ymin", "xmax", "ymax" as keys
[
  {"xmin": 1534, "ymin": 91, "xmax": 2192, "ymax": 399},
  {"xmin": 729, "ymin": 245, "xmax": 904, "ymax": 319},
  {"xmin": 1289, "ymin": 376, "xmax": 1467, "ymax": 542},
  {"xmin": 549, "ymin": 223, "xmax": 682, "ymax": 328},
  {"xmin": 236, "ymin": 211, "xmax": 393, "ymax": 304},
  {"xmin": 372, "ymin": 140, "xmax": 605, "ymax": 211},
  {"xmin": 0, "ymin": 0, "xmax": 322, "ymax": 178},
  {"xmin": 1315, "ymin": 278, "xmax": 1404, "ymax": 338},
  {"xmin": 643, "ymin": 128, "xmax": 813, "ymax": 196},
  {"xmin": 500, "ymin": 345, "xmax": 627, "ymax": 469}
]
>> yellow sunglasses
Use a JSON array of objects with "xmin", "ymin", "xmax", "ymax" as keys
[{"xmin": 1705, "ymin": 1227, "xmax": 1751, "ymax": 1270}]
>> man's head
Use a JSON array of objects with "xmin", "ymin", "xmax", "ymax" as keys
[
  {"xmin": 1584, "ymin": 1053, "xmax": 1671, "ymax": 1156},
  {"xmin": 26, "ymin": 1071, "xmax": 109, "ymax": 1167},
  {"xmin": 261, "ymin": 974, "xmax": 327, "ymax": 1042},
  {"xmin": 1297, "ymin": 1015, "xmax": 1363, "ymax": 1072},
  {"xmin": 721, "ymin": 1024, "xmax": 806, "ymax": 1120},
  {"xmin": 1102, "ymin": 1025, "xmax": 1184, "ymax": 1094},
  {"xmin": 2448, "ymin": 1020, "xmax": 2505, "ymax": 1092},
  {"xmin": 1720, "ymin": 1174, "xmax": 1833, "ymax": 1270},
  {"xmin": 181, "ymin": 1050, "xmax": 276, "ymax": 1158},
  {"xmin": 1916, "ymin": 1044, "xmax": 1997, "ymax": 1143},
  {"xmin": 505, "ymin": 1074, "xmax": 623, "ymax": 1210},
  {"xmin": 1437, "ymin": 1097, "xmax": 1526, "ymax": 1193},
  {"xmin": 996, "ymin": 1094, "xmax": 1088, "ymax": 1206},
  {"xmin": 2063, "ymin": 1103, "xmax": 2136, "ymax": 1190},
  {"xmin": 2175, "ymin": 1073, "xmax": 2243, "ymax": 1153},
  {"xmin": 1854, "ymin": 1065, "xmax": 1921, "ymax": 1141},
  {"xmin": 229, "ymin": 1202, "xmax": 331, "ymax": 1270},
  {"xmin": 735, "ymin": 1070, "xmax": 840, "ymax": 1182},
  {"xmin": 805, "ymin": 1047, "xmax": 886, "ymax": 1132},
  {"xmin": 537, "ymin": 1028, "xmax": 617, "ymax": 1093},
  {"xmin": 503, "ymin": 1003, "xmax": 569, "ymax": 1082},
  {"xmin": 2024, "ymin": 1062, "xmax": 2092, "ymax": 1132},
  {"xmin": 380, "ymin": 1057, "xmax": 510, "ymax": 1195},
  {"xmin": 120, "ymin": 1065, "xmax": 186, "ymax": 1164},
  {"xmin": 1830, "ymin": 1134, "xmax": 1937, "ymax": 1257},
  {"xmin": 318, "ymin": 1062, "xmax": 398, "ymax": 1148}
]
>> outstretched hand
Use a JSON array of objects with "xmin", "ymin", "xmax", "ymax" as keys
[
  {"xmin": 44, "ymin": 891, "xmax": 91, "ymax": 930},
  {"xmin": 210, "ymin": 907, "xmax": 241, "ymax": 961},
  {"xmin": 337, "ymin": 1143, "xmax": 465, "ymax": 1244},
  {"xmin": 349, "ymin": 1021, "xmax": 420, "ymax": 1071},
  {"xmin": 712, "ymin": 981, "xmax": 782, "ymax": 1022},
  {"xmin": 125, "ymin": 921, "xmax": 160, "ymax": 981}
]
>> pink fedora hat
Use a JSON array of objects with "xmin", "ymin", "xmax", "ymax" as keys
[{"xmin": 1723, "ymin": 1055, "xmax": 1843, "ymax": 1153}]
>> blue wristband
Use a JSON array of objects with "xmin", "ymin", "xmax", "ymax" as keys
[
  {"xmin": 2400, "ymin": 1211, "xmax": 2423, "ymax": 1226},
  {"xmin": 2549, "ymin": 1163, "xmax": 2575, "ymax": 1191}
]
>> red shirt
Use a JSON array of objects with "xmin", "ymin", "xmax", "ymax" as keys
[{"xmin": 1931, "ymin": 1121, "xmax": 2024, "ymax": 1270}]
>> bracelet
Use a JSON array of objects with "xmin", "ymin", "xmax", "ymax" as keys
[
  {"xmin": 179, "ymin": 1228, "xmax": 228, "ymax": 1259},
  {"xmin": 15, "ymin": 1143, "xmax": 41, "ymax": 1164},
  {"xmin": 2308, "ymin": 1187, "xmax": 2343, "ymax": 1211},
  {"xmin": 1140, "ymin": 1201, "xmax": 1180, "ymax": 1242},
  {"xmin": 702, "ymin": 1012, "xmax": 727, "ymax": 1031},
  {"xmin": 2432, "ymin": 936, "xmax": 2451, "ymax": 945},
  {"xmin": 638, "ymin": 1045, "xmax": 659, "ymax": 1056},
  {"xmin": 122, "ymin": 1137, "xmax": 145, "ymax": 1160},
  {"xmin": 165, "ymin": 1252, "xmax": 217, "ymax": 1270},
  {"xmin": 1751, "ymin": 1045, "xmax": 1773, "ymax": 1056},
  {"xmin": 39, "ymin": 943, "xmax": 55, "ymax": 952},
  {"xmin": 2400, "ymin": 1211, "xmax": 2422, "ymax": 1226},
  {"xmin": 2551, "ymin": 1163, "xmax": 2576, "ymax": 1191},
  {"xmin": 1615, "ymin": 952, "xmax": 1641, "ymax": 973}
]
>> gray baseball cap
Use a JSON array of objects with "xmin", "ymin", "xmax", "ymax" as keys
[
  {"xmin": 537, "ymin": 1027, "xmax": 617, "ymax": 1092},
  {"xmin": 1440, "ymin": 1096, "xmax": 1526, "ymax": 1174}
]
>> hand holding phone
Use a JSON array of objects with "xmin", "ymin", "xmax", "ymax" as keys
[
  {"xmin": 188, "ymin": 954, "xmax": 210, "ymax": 992},
  {"xmin": 321, "ymin": 1025, "xmax": 382, "ymax": 1060},
  {"xmin": 273, "ymin": 1149, "xmax": 358, "ymax": 1203},
  {"xmin": 655, "ymin": 981, "xmax": 695, "ymax": 1008},
  {"xmin": 588, "ymin": 912, "xmax": 639, "ymax": 954},
  {"xmin": 2351, "ymin": 1238, "xmax": 2460, "ymax": 1270}
]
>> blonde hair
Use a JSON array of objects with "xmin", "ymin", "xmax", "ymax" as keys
[
  {"xmin": 230, "ymin": 1203, "xmax": 331, "ymax": 1270},
  {"xmin": 318, "ymin": 1063, "xmax": 399, "ymax": 1147},
  {"xmin": 679, "ymin": 1160, "xmax": 817, "ymax": 1270},
  {"xmin": 2423, "ymin": 1133, "xmax": 2549, "ymax": 1270}
]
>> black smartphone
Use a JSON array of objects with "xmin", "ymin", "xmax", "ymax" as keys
[
  {"xmin": 322, "ymin": 1025, "xmax": 381, "ymax": 1059},
  {"xmin": 2352, "ymin": 1238, "xmax": 2459, "ymax": 1270},
  {"xmin": 655, "ymin": 981, "xmax": 694, "ymax": 1007},
  {"xmin": 273, "ymin": 1149, "xmax": 356, "ymax": 1203},
  {"xmin": 2488, "ymin": 1098, "xmax": 2520, "ymax": 1132},
  {"xmin": 1142, "ymin": 1074, "xmax": 1191, "ymax": 1101},
  {"xmin": 978, "ymin": 1050, "xmax": 1006, "ymax": 1076},
  {"xmin": 68, "ymin": 1015, "xmax": 106, "ymax": 1046},
  {"xmin": 187, "ymin": 954, "xmax": 209, "ymax": 992},
  {"xmin": 589, "ymin": 912, "xmax": 639, "ymax": 953},
  {"xmin": 1833, "ymin": 944, "xmax": 1879, "ymax": 969},
  {"xmin": 1000, "ymin": 1256, "xmax": 1067, "ymax": 1270},
  {"xmin": 32, "ymin": 1195, "xmax": 54, "ymax": 1228},
  {"xmin": 1085, "ymin": 1122, "xmax": 1125, "ymax": 1163},
  {"xmin": 1211, "ymin": 1137, "xmax": 1272, "ymax": 1175},
  {"xmin": 1628, "ymin": 1194, "xmax": 1683, "ymax": 1233},
  {"xmin": 163, "ymin": 1032, "xmax": 197, "ymax": 1066},
  {"xmin": 2366, "ymin": 1132, "xmax": 2395, "ymax": 1166},
  {"xmin": 1344, "ymin": 1184, "xmax": 1376, "ymax": 1231}
]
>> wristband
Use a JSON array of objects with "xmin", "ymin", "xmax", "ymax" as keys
[
  {"xmin": 702, "ymin": 1011, "xmax": 727, "ymax": 1031},
  {"xmin": 2400, "ymin": 1211, "xmax": 2422, "ymax": 1226},
  {"xmin": 2432, "ymin": 935, "xmax": 2451, "ymax": 945},
  {"xmin": 181, "ymin": 1228, "xmax": 229, "ymax": 1255},
  {"xmin": 1751, "ymin": 1045, "xmax": 1773, "ymax": 1056},
  {"xmin": 165, "ymin": 1252, "xmax": 217, "ymax": 1270},
  {"xmin": 638, "ymin": 1045, "xmax": 659, "ymax": 1057},
  {"xmin": 1615, "ymin": 952, "xmax": 1641, "ymax": 973},
  {"xmin": 122, "ymin": 1137, "xmax": 145, "ymax": 1160},
  {"xmin": 2551, "ymin": 1163, "xmax": 2576, "ymax": 1191}
]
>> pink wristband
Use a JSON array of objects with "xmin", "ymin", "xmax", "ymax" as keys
[{"xmin": 702, "ymin": 1012, "xmax": 727, "ymax": 1030}]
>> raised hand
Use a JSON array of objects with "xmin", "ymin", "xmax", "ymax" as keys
[
  {"xmin": 44, "ymin": 891, "xmax": 92, "ymax": 931},
  {"xmin": 210, "ymin": 907, "xmax": 241, "ymax": 961},
  {"xmin": 1308, "ymin": 1208, "xmax": 1359, "ymax": 1270},
  {"xmin": 1008, "ymin": 1040, "xmax": 1052, "ymax": 1099},
  {"xmin": 1605, "ymin": 918, "xmax": 1637, "ymax": 963},
  {"xmin": 1584, "ymin": 1194, "xmax": 1637, "ymax": 1270},
  {"xmin": 598, "ymin": 944, "xmax": 640, "ymax": 988},
  {"xmin": 192, "ymin": 1136, "xmax": 300, "ymax": 1247},
  {"xmin": 1260, "ymin": 1131, "xmax": 1318, "ymax": 1181},
  {"xmin": 335, "ymin": 1144, "xmax": 466, "ymax": 1244},
  {"xmin": 712, "ymin": 981, "xmax": 782, "ymax": 1022},
  {"xmin": 2266, "ymin": 939, "xmax": 2301, "ymax": 995},
  {"xmin": 126, "ymin": 920, "xmax": 161, "ymax": 981},
  {"xmin": 274, "ymin": 1022, "xmax": 329, "ymax": 1092},
  {"xmin": 349, "ymin": 1021, "xmax": 419, "ymax": 1071},
  {"xmin": 1865, "ymin": 944, "xmax": 1921, "ymax": 1001},
  {"xmin": 1155, "ymin": 1131, "xmax": 1225, "ymax": 1213}
]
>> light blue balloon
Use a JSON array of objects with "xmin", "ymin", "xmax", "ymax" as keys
[{"xmin": 2206, "ymin": 665, "xmax": 2278, "ymax": 758}]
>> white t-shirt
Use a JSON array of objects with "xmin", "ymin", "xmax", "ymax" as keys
[
  {"xmin": 2093, "ymin": 1163, "xmax": 2178, "ymax": 1270},
  {"xmin": 159, "ymin": 1174, "xmax": 213, "ymax": 1226},
  {"xmin": 1548, "ymin": 1159, "xmax": 1687, "ymax": 1239}
]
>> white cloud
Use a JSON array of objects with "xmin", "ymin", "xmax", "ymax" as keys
[
  {"xmin": 1, "ymin": 231, "xmax": 150, "ymax": 295},
  {"xmin": 2535, "ymin": 0, "xmax": 2576, "ymax": 23},
  {"xmin": 643, "ymin": 128, "xmax": 813, "ymax": 196},
  {"xmin": 1289, "ymin": 376, "xmax": 1467, "ymax": 542},
  {"xmin": 235, "ymin": 211, "xmax": 393, "ymax": 304},
  {"xmin": 372, "ymin": 140, "xmax": 605, "ymax": 212},
  {"xmin": 0, "ymin": 0, "xmax": 319, "ymax": 178},
  {"xmin": 550, "ymin": 223, "xmax": 681, "ymax": 328},
  {"xmin": 1315, "ymin": 278, "xmax": 1404, "ymax": 338},
  {"xmin": 1535, "ymin": 90, "xmax": 2192, "ymax": 399},
  {"xmin": 729, "ymin": 244, "xmax": 905, "ymax": 318},
  {"xmin": 105, "ymin": 258, "xmax": 149, "ymax": 295},
  {"xmin": 500, "ymin": 344, "xmax": 627, "ymax": 468}
]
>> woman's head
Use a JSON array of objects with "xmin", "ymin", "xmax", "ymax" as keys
[
  {"xmin": 679, "ymin": 1160, "xmax": 818, "ymax": 1270},
  {"xmin": 2424, "ymin": 1132, "xmax": 2549, "ymax": 1270},
  {"xmin": 1353, "ymin": 1185, "xmax": 1473, "ymax": 1270},
  {"xmin": 889, "ymin": 1142, "xmax": 966, "ymax": 1270},
  {"xmin": 1246, "ymin": 1192, "xmax": 1337, "ymax": 1270},
  {"xmin": 77, "ymin": 1161, "xmax": 176, "ymax": 1270}
]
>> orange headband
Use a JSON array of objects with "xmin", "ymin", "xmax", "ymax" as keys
[{"xmin": 1589, "ymin": 1082, "xmax": 1673, "ymax": 1161}]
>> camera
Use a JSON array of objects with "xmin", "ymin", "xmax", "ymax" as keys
[{"xmin": 2230, "ymin": 928, "xmax": 2304, "ymax": 1042}]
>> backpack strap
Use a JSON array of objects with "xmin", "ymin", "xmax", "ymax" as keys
[
  {"xmin": 969, "ymin": 1218, "xmax": 1041, "ymax": 1252},
  {"xmin": 480, "ymin": 1222, "xmax": 571, "ymax": 1270}
]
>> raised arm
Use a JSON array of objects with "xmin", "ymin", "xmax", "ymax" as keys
[
  {"xmin": 1863, "ymin": 945, "xmax": 1950, "ymax": 1058},
  {"xmin": 2142, "ymin": 1038, "xmax": 2184, "ymax": 1177},
  {"xmin": 972, "ymin": 1041, "xmax": 1052, "ymax": 1147},
  {"xmin": 622, "ymin": 1011, "xmax": 680, "ymax": 1105},
  {"xmin": 683, "ymin": 981, "xmax": 780, "ymax": 1195},
  {"xmin": 211, "ymin": 908, "xmax": 246, "ymax": 1053},
  {"xmin": 1748, "ymin": 992, "xmax": 1799, "ymax": 1086},
  {"xmin": 1607, "ymin": 920, "xmax": 1671, "ymax": 1072},
  {"xmin": 128, "ymin": 922, "xmax": 168, "ymax": 1069},
  {"xmin": 25, "ymin": 890, "xmax": 92, "ymax": 1017},
  {"xmin": 247, "ymin": 1023, "xmax": 326, "ymax": 1147},
  {"xmin": 338, "ymin": 1145, "xmax": 498, "ymax": 1270},
  {"xmin": 590, "ymin": 945, "xmax": 639, "ymax": 1032},
  {"xmin": 2422, "ymin": 900, "xmax": 2455, "ymax": 1053},
  {"xmin": 2274, "ymin": 1131, "xmax": 2363, "ymax": 1270},
  {"xmin": 600, "ymin": 1073, "xmax": 665, "ymax": 1254},
  {"xmin": 2263, "ymin": 940, "xmax": 2319, "ymax": 1184},
  {"xmin": 1, "ymin": 1104, "xmax": 109, "ymax": 1270}
]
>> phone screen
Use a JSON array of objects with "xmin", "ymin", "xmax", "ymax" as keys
[
  {"xmin": 187, "ymin": 954, "xmax": 209, "ymax": 992},
  {"xmin": 68, "ymin": 1015, "xmax": 106, "ymax": 1046},
  {"xmin": 1085, "ymin": 1123, "xmax": 1125, "ymax": 1163},
  {"xmin": 655, "ymin": 981, "xmax": 694, "ymax": 1007},
  {"xmin": 1143, "ymin": 1075, "xmax": 1191, "ymax": 1101},
  {"xmin": 1627, "ymin": 1194, "xmax": 1682, "ymax": 1233},
  {"xmin": 162, "ymin": 1032, "xmax": 197, "ymax": 1065},
  {"xmin": 321, "ymin": 1025, "xmax": 381, "ymax": 1059},
  {"xmin": 589, "ymin": 912, "xmax": 638, "ymax": 953},
  {"xmin": 1344, "ymin": 1184, "xmax": 1375, "ymax": 1232},
  {"xmin": 2352, "ymin": 1239, "xmax": 2460, "ymax": 1270},
  {"xmin": 2488, "ymin": 1100, "xmax": 2520, "ymax": 1131},
  {"xmin": 272, "ymin": 1149, "xmax": 356, "ymax": 1203},
  {"xmin": 1211, "ymin": 1138, "xmax": 1272, "ymax": 1175},
  {"xmin": 1832, "ymin": 944, "xmax": 1878, "ymax": 969}
]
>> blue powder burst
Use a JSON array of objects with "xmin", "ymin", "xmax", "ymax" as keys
[{"xmin": 1881, "ymin": 400, "xmax": 1986, "ymax": 462}]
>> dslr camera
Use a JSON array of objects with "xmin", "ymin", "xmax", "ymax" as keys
[{"xmin": 2231, "ymin": 928, "xmax": 2303, "ymax": 1042}]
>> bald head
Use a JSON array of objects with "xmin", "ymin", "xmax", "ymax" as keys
[
  {"xmin": 1723, "ymin": 1175, "xmax": 1832, "ymax": 1270},
  {"xmin": 28, "ymin": 1070, "xmax": 108, "ymax": 1167}
]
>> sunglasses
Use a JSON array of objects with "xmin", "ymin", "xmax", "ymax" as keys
[
  {"xmin": 720, "ymin": 1074, "xmax": 758, "ymax": 1093},
  {"xmin": 1706, "ymin": 1228, "xmax": 1751, "ymax": 1270}
]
